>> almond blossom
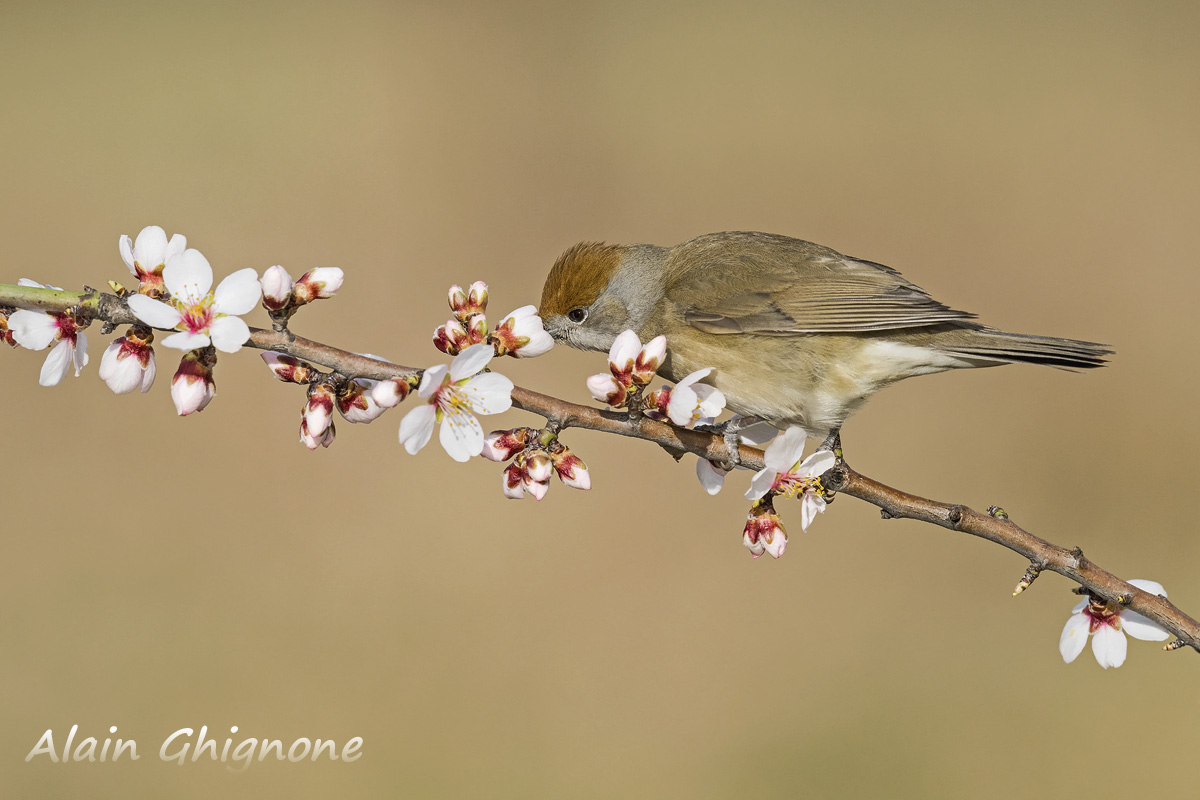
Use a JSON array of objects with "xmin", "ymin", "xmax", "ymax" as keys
[
  {"xmin": 127, "ymin": 249, "xmax": 260, "ymax": 353},
  {"xmin": 1059, "ymin": 579, "xmax": 1170, "ymax": 669},
  {"xmin": 397, "ymin": 343, "xmax": 513, "ymax": 462},
  {"xmin": 745, "ymin": 427, "xmax": 837, "ymax": 532},
  {"xmin": 587, "ymin": 330, "xmax": 666, "ymax": 407},
  {"xmin": 119, "ymin": 225, "xmax": 187, "ymax": 297},
  {"xmin": 292, "ymin": 268, "xmax": 344, "ymax": 305},
  {"xmin": 743, "ymin": 498, "xmax": 787, "ymax": 559},
  {"xmin": 490, "ymin": 305, "xmax": 554, "ymax": 358},
  {"xmin": 171, "ymin": 349, "xmax": 216, "ymax": 416},
  {"xmin": 665, "ymin": 368, "xmax": 726, "ymax": 428},
  {"xmin": 7, "ymin": 280, "xmax": 89, "ymax": 387}
]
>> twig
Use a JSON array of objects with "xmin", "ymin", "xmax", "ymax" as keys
[{"xmin": 6, "ymin": 285, "xmax": 1198, "ymax": 654}]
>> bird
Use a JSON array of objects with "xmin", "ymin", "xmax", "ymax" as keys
[{"xmin": 538, "ymin": 231, "xmax": 1109, "ymax": 454}]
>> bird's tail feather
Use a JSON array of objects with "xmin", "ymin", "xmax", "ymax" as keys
[{"xmin": 937, "ymin": 327, "xmax": 1111, "ymax": 371}]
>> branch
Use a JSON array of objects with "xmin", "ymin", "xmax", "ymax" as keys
[{"xmin": 6, "ymin": 285, "xmax": 1198, "ymax": 654}]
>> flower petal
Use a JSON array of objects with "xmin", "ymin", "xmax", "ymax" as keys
[
  {"xmin": 460, "ymin": 372, "xmax": 513, "ymax": 415},
  {"xmin": 164, "ymin": 233, "xmax": 187, "ymax": 262},
  {"xmin": 119, "ymin": 234, "xmax": 135, "ymax": 271},
  {"xmin": 1058, "ymin": 612, "xmax": 1090, "ymax": 663},
  {"xmin": 208, "ymin": 315, "xmax": 251, "ymax": 353},
  {"xmin": 609, "ymin": 329, "xmax": 641, "ymax": 365},
  {"xmin": 71, "ymin": 333, "xmax": 88, "ymax": 375},
  {"xmin": 1091, "ymin": 625, "xmax": 1127, "ymax": 669},
  {"xmin": 674, "ymin": 367, "xmax": 712, "ymax": 390},
  {"xmin": 438, "ymin": 407, "xmax": 484, "ymax": 462},
  {"xmin": 1120, "ymin": 610, "xmax": 1170, "ymax": 642},
  {"xmin": 133, "ymin": 225, "xmax": 168, "ymax": 266},
  {"xmin": 397, "ymin": 403, "xmax": 437, "ymax": 454},
  {"xmin": 449, "ymin": 343, "xmax": 493, "ymax": 382},
  {"xmin": 212, "ymin": 268, "xmax": 262, "ymax": 316},
  {"xmin": 666, "ymin": 383, "xmax": 698, "ymax": 426},
  {"xmin": 163, "ymin": 249, "xmax": 214, "ymax": 303},
  {"xmin": 745, "ymin": 467, "xmax": 777, "ymax": 501},
  {"xmin": 127, "ymin": 295, "xmax": 183, "ymax": 329},
  {"xmin": 799, "ymin": 449, "xmax": 837, "ymax": 479},
  {"xmin": 7, "ymin": 310, "xmax": 58, "ymax": 350},
  {"xmin": 800, "ymin": 492, "xmax": 826, "ymax": 531},
  {"xmin": 696, "ymin": 458, "xmax": 727, "ymax": 495},
  {"xmin": 162, "ymin": 331, "xmax": 212, "ymax": 351},
  {"xmin": 1127, "ymin": 579, "xmax": 1167, "ymax": 598},
  {"xmin": 39, "ymin": 340, "xmax": 73, "ymax": 386},
  {"xmin": 764, "ymin": 426, "xmax": 807, "ymax": 472}
]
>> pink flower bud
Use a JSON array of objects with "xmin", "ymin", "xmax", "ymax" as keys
[
  {"xmin": 632, "ymin": 335, "xmax": 666, "ymax": 385},
  {"xmin": 371, "ymin": 377, "xmax": 414, "ymax": 408},
  {"xmin": 260, "ymin": 265, "xmax": 294, "ymax": 311},
  {"xmin": 524, "ymin": 476, "xmax": 549, "ymax": 501},
  {"xmin": 304, "ymin": 382, "xmax": 336, "ymax": 437},
  {"xmin": 261, "ymin": 351, "xmax": 316, "ymax": 384},
  {"xmin": 743, "ymin": 500, "xmax": 786, "ymax": 559},
  {"xmin": 466, "ymin": 313, "xmax": 488, "ymax": 345},
  {"xmin": 490, "ymin": 305, "xmax": 554, "ymax": 358},
  {"xmin": 587, "ymin": 373, "xmax": 627, "ymax": 407},
  {"xmin": 466, "ymin": 281, "xmax": 488, "ymax": 314},
  {"xmin": 300, "ymin": 416, "xmax": 335, "ymax": 450},
  {"xmin": 337, "ymin": 379, "xmax": 386, "ymax": 423},
  {"xmin": 433, "ymin": 319, "xmax": 469, "ymax": 355},
  {"xmin": 502, "ymin": 460, "xmax": 527, "ymax": 499},
  {"xmin": 292, "ymin": 267, "xmax": 344, "ymax": 304},
  {"xmin": 525, "ymin": 452, "xmax": 554, "ymax": 483},
  {"xmin": 552, "ymin": 449, "xmax": 591, "ymax": 490},
  {"xmin": 448, "ymin": 284, "xmax": 468, "ymax": 314},
  {"xmin": 98, "ymin": 331, "xmax": 156, "ymax": 394},
  {"xmin": 482, "ymin": 428, "xmax": 533, "ymax": 462},
  {"xmin": 171, "ymin": 349, "xmax": 216, "ymax": 416}
]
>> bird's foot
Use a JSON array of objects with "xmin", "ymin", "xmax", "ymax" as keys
[{"xmin": 696, "ymin": 415, "xmax": 767, "ymax": 470}]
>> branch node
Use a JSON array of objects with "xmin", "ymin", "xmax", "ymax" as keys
[
  {"xmin": 1012, "ymin": 562, "xmax": 1042, "ymax": 597},
  {"xmin": 879, "ymin": 508, "xmax": 895, "ymax": 520},
  {"xmin": 1117, "ymin": 592, "xmax": 1134, "ymax": 605},
  {"xmin": 987, "ymin": 505, "xmax": 1010, "ymax": 520},
  {"xmin": 1164, "ymin": 640, "xmax": 1188, "ymax": 652},
  {"xmin": 947, "ymin": 505, "xmax": 963, "ymax": 526}
]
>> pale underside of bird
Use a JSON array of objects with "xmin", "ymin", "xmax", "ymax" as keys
[{"xmin": 539, "ymin": 231, "xmax": 1109, "ymax": 445}]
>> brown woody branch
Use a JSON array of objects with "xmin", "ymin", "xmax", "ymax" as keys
[{"xmin": 8, "ymin": 287, "xmax": 1200, "ymax": 655}]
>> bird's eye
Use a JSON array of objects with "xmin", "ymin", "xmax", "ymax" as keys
[{"xmin": 567, "ymin": 307, "xmax": 588, "ymax": 324}]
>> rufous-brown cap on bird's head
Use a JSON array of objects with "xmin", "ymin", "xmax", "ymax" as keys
[{"xmin": 538, "ymin": 241, "xmax": 626, "ymax": 318}]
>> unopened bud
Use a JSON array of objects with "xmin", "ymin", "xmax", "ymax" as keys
[
  {"xmin": 292, "ymin": 267, "xmax": 344, "ymax": 304},
  {"xmin": 261, "ymin": 351, "xmax": 317, "ymax": 384},
  {"xmin": 260, "ymin": 265, "xmax": 295, "ymax": 311},
  {"xmin": 171, "ymin": 349, "xmax": 216, "ymax": 416}
]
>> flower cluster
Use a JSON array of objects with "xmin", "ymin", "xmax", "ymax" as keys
[
  {"xmin": 1059, "ymin": 580, "xmax": 1170, "ymax": 669},
  {"xmin": 262, "ymin": 352, "xmax": 403, "ymax": 450},
  {"xmin": 434, "ymin": 281, "xmax": 553, "ymax": 360},
  {"xmin": 260, "ymin": 265, "xmax": 344, "ymax": 319},
  {"xmin": 482, "ymin": 426, "xmax": 591, "ymax": 500},
  {"xmin": 586, "ymin": 330, "xmax": 666, "ymax": 407},
  {"xmin": 740, "ymin": 427, "xmax": 837, "ymax": 559}
]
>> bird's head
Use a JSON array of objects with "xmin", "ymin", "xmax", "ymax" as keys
[{"xmin": 539, "ymin": 241, "xmax": 667, "ymax": 352}]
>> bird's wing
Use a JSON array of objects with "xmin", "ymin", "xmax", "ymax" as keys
[{"xmin": 669, "ymin": 232, "xmax": 976, "ymax": 335}]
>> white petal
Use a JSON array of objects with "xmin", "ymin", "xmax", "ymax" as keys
[
  {"xmin": 162, "ymin": 331, "xmax": 212, "ymax": 351},
  {"xmin": 800, "ymin": 492, "xmax": 826, "ymax": 531},
  {"xmin": 1071, "ymin": 599, "xmax": 1088, "ymax": 614},
  {"xmin": 737, "ymin": 420, "xmax": 779, "ymax": 446},
  {"xmin": 799, "ymin": 449, "xmax": 837, "ymax": 479},
  {"xmin": 675, "ymin": 367, "xmax": 712, "ymax": 390},
  {"xmin": 1120, "ymin": 610, "xmax": 1170, "ymax": 642},
  {"xmin": 39, "ymin": 341, "xmax": 73, "ymax": 386},
  {"xmin": 696, "ymin": 458, "xmax": 726, "ymax": 495},
  {"xmin": 418, "ymin": 364, "xmax": 449, "ymax": 397},
  {"xmin": 694, "ymin": 384, "xmax": 726, "ymax": 418},
  {"xmin": 213, "ymin": 268, "xmax": 262, "ymax": 316},
  {"xmin": 164, "ymin": 233, "xmax": 187, "ymax": 261},
  {"xmin": 72, "ymin": 333, "xmax": 88, "ymax": 375},
  {"xmin": 397, "ymin": 403, "xmax": 437, "ymax": 454},
  {"xmin": 208, "ymin": 315, "xmax": 251, "ymax": 353},
  {"xmin": 745, "ymin": 468, "xmax": 777, "ymax": 501},
  {"xmin": 140, "ymin": 350, "xmax": 157, "ymax": 392},
  {"xmin": 764, "ymin": 426, "xmax": 807, "ymax": 472},
  {"xmin": 460, "ymin": 372, "xmax": 513, "ymax": 415},
  {"xmin": 99, "ymin": 342, "xmax": 141, "ymax": 394},
  {"xmin": 609, "ymin": 329, "xmax": 641, "ymax": 365},
  {"xmin": 8, "ymin": 310, "xmax": 58, "ymax": 350},
  {"xmin": 640, "ymin": 335, "xmax": 667, "ymax": 366},
  {"xmin": 1127, "ymin": 579, "xmax": 1166, "ymax": 598},
  {"xmin": 514, "ymin": 326, "xmax": 554, "ymax": 358},
  {"xmin": 163, "ymin": 249, "xmax": 213, "ymax": 303},
  {"xmin": 1091, "ymin": 625, "xmax": 1127, "ymax": 669},
  {"xmin": 1058, "ymin": 612, "xmax": 1090, "ymax": 663},
  {"xmin": 438, "ymin": 408, "xmax": 484, "ymax": 462},
  {"xmin": 449, "ymin": 343, "xmax": 493, "ymax": 382},
  {"xmin": 503, "ymin": 304, "xmax": 537, "ymax": 321},
  {"xmin": 666, "ymin": 384, "xmax": 698, "ymax": 426},
  {"xmin": 119, "ymin": 234, "xmax": 135, "ymax": 271},
  {"xmin": 133, "ymin": 225, "xmax": 168, "ymax": 266},
  {"xmin": 127, "ymin": 295, "xmax": 183, "ymax": 329},
  {"xmin": 17, "ymin": 278, "xmax": 50, "ymax": 288}
]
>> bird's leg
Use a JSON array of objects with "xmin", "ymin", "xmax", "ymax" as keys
[
  {"xmin": 815, "ymin": 427, "xmax": 842, "ymax": 504},
  {"xmin": 696, "ymin": 415, "xmax": 766, "ymax": 470}
]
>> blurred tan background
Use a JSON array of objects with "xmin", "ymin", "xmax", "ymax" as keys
[{"xmin": 3, "ymin": 1, "xmax": 1199, "ymax": 797}]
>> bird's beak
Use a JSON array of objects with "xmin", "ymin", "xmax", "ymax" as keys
[{"xmin": 540, "ymin": 313, "xmax": 568, "ymax": 342}]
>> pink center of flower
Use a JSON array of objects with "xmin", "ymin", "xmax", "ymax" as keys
[
  {"xmin": 173, "ymin": 294, "xmax": 217, "ymax": 334},
  {"xmin": 54, "ymin": 313, "xmax": 78, "ymax": 344},
  {"xmin": 1084, "ymin": 599, "xmax": 1122, "ymax": 633}
]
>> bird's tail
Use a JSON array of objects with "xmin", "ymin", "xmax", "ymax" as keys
[{"xmin": 935, "ymin": 327, "xmax": 1111, "ymax": 370}]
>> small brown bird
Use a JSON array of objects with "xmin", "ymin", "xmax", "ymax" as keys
[{"xmin": 539, "ymin": 231, "xmax": 1108, "ymax": 449}]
